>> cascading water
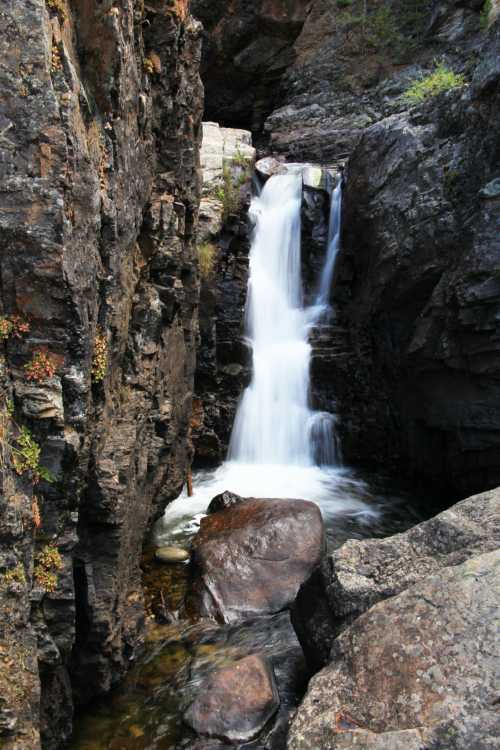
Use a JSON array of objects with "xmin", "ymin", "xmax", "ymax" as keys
[
  {"xmin": 157, "ymin": 170, "xmax": 375, "ymax": 540},
  {"xmin": 316, "ymin": 176, "xmax": 342, "ymax": 308},
  {"xmin": 228, "ymin": 175, "xmax": 313, "ymax": 466}
]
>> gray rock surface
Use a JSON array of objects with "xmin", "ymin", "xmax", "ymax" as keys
[
  {"xmin": 288, "ymin": 549, "xmax": 500, "ymax": 750},
  {"xmin": 293, "ymin": 487, "xmax": 500, "ymax": 668}
]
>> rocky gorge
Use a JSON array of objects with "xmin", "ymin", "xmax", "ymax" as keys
[{"xmin": 0, "ymin": 0, "xmax": 499, "ymax": 749}]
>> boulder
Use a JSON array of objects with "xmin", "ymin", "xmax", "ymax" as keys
[
  {"xmin": 292, "ymin": 487, "xmax": 500, "ymax": 669},
  {"xmin": 189, "ymin": 497, "xmax": 325, "ymax": 623},
  {"xmin": 207, "ymin": 490, "xmax": 243, "ymax": 514},
  {"xmin": 288, "ymin": 549, "xmax": 500, "ymax": 750},
  {"xmin": 184, "ymin": 654, "xmax": 279, "ymax": 742}
]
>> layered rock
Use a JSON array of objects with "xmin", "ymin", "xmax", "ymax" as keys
[
  {"xmin": 0, "ymin": 0, "xmax": 202, "ymax": 747},
  {"xmin": 188, "ymin": 496, "xmax": 325, "ymax": 623},
  {"xmin": 191, "ymin": 124, "xmax": 255, "ymax": 465},
  {"xmin": 331, "ymin": 24, "xmax": 500, "ymax": 494},
  {"xmin": 288, "ymin": 549, "xmax": 500, "ymax": 750},
  {"xmin": 292, "ymin": 486, "xmax": 500, "ymax": 669}
]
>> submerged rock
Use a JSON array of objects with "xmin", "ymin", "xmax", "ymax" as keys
[
  {"xmin": 189, "ymin": 497, "xmax": 325, "ymax": 624},
  {"xmin": 184, "ymin": 654, "xmax": 279, "ymax": 742},
  {"xmin": 292, "ymin": 487, "xmax": 500, "ymax": 669},
  {"xmin": 155, "ymin": 547, "xmax": 190, "ymax": 564},
  {"xmin": 288, "ymin": 549, "xmax": 500, "ymax": 750}
]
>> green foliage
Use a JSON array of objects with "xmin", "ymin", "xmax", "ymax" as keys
[
  {"xmin": 0, "ymin": 314, "xmax": 30, "ymax": 341},
  {"xmin": 12, "ymin": 426, "xmax": 54, "ymax": 484},
  {"xmin": 480, "ymin": 0, "xmax": 492, "ymax": 29},
  {"xmin": 198, "ymin": 243, "xmax": 218, "ymax": 279},
  {"xmin": 92, "ymin": 329, "xmax": 108, "ymax": 383},
  {"xmin": 367, "ymin": 5, "xmax": 402, "ymax": 49},
  {"xmin": 402, "ymin": 63, "xmax": 466, "ymax": 103},
  {"xmin": 217, "ymin": 164, "xmax": 242, "ymax": 220},
  {"xmin": 336, "ymin": 0, "xmax": 352, "ymax": 6},
  {"xmin": 34, "ymin": 545, "xmax": 63, "ymax": 593},
  {"xmin": 1, "ymin": 563, "xmax": 26, "ymax": 588}
]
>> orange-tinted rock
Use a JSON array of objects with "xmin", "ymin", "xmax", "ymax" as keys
[{"xmin": 184, "ymin": 654, "xmax": 280, "ymax": 742}]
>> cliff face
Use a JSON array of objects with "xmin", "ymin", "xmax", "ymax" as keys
[
  {"xmin": 0, "ymin": 1, "xmax": 202, "ymax": 747},
  {"xmin": 334, "ymin": 27, "xmax": 500, "ymax": 494}
]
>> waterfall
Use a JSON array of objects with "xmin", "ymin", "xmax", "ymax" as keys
[
  {"xmin": 228, "ymin": 175, "xmax": 313, "ymax": 466},
  {"xmin": 316, "ymin": 176, "xmax": 342, "ymax": 308},
  {"xmin": 157, "ymin": 169, "xmax": 376, "ymax": 536}
]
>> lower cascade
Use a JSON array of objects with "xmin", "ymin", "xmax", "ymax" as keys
[{"xmin": 158, "ymin": 169, "xmax": 375, "ymax": 539}]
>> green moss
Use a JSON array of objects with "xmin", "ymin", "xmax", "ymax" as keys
[
  {"xmin": 1, "ymin": 563, "xmax": 26, "ymax": 588},
  {"xmin": 402, "ymin": 63, "xmax": 466, "ymax": 103},
  {"xmin": 480, "ymin": 0, "xmax": 492, "ymax": 29}
]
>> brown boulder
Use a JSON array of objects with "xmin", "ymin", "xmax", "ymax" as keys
[
  {"xmin": 189, "ymin": 497, "xmax": 325, "ymax": 623},
  {"xmin": 184, "ymin": 654, "xmax": 280, "ymax": 742}
]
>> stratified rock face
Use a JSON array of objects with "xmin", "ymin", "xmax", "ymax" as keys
[
  {"xmin": 191, "ymin": 0, "xmax": 308, "ymax": 131},
  {"xmin": 292, "ymin": 486, "xmax": 500, "ymax": 669},
  {"xmin": 184, "ymin": 654, "xmax": 280, "ymax": 742},
  {"xmin": 0, "ymin": 0, "xmax": 202, "ymax": 747},
  {"xmin": 288, "ymin": 549, "xmax": 500, "ymax": 750},
  {"xmin": 189, "ymin": 497, "xmax": 325, "ymax": 623},
  {"xmin": 191, "ymin": 124, "xmax": 255, "ymax": 465},
  {"xmin": 331, "ymin": 26, "xmax": 500, "ymax": 494}
]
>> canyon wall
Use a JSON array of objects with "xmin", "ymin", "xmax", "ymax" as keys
[{"xmin": 0, "ymin": 0, "xmax": 202, "ymax": 747}]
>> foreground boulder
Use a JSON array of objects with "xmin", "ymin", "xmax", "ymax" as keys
[
  {"xmin": 184, "ymin": 654, "xmax": 279, "ymax": 742},
  {"xmin": 288, "ymin": 549, "xmax": 500, "ymax": 750},
  {"xmin": 189, "ymin": 496, "xmax": 325, "ymax": 623},
  {"xmin": 293, "ymin": 487, "xmax": 500, "ymax": 668}
]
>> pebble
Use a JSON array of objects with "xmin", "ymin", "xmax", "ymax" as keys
[{"xmin": 155, "ymin": 546, "xmax": 190, "ymax": 563}]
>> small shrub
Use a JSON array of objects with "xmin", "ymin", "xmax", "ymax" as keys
[
  {"xmin": 480, "ymin": 0, "xmax": 492, "ymax": 28},
  {"xmin": 24, "ymin": 350, "xmax": 57, "ymax": 383},
  {"xmin": 143, "ymin": 57, "xmax": 155, "ymax": 75},
  {"xmin": 219, "ymin": 164, "xmax": 242, "ymax": 220},
  {"xmin": 0, "ymin": 317, "xmax": 13, "ymax": 340},
  {"xmin": 402, "ymin": 63, "xmax": 466, "ymax": 103},
  {"xmin": 92, "ymin": 330, "xmax": 108, "ymax": 383},
  {"xmin": 2, "ymin": 563, "xmax": 26, "ymax": 587},
  {"xmin": 34, "ymin": 545, "xmax": 63, "ymax": 593},
  {"xmin": 198, "ymin": 243, "xmax": 218, "ymax": 279},
  {"xmin": 0, "ymin": 314, "xmax": 29, "ymax": 341},
  {"xmin": 47, "ymin": 0, "xmax": 67, "ymax": 20},
  {"xmin": 336, "ymin": 0, "xmax": 352, "ymax": 6},
  {"xmin": 12, "ymin": 426, "xmax": 54, "ymax": 484}
]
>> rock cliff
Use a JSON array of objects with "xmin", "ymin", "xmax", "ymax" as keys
[{"xmin": 0, "ymin": 0, "xmax": 202, "ymax": 747}]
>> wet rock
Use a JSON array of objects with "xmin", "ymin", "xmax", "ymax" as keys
[
  {"xmin": 189, "ymin": 498, "xmax": 325, "ymax": 623},
  {"xmin": 155, "ymin": 547, "xmax": 190, "ymax": 564},
  {"xmin": 292, "ymin": 487, "xmax": 500, "ymax": 669},
  {"xmin": 288, "ymin": 549, "xmax": 500, "ymax": 750},
  {"xmin": 0, "ymin": 0, "xmax": 203, "ymax": 745},
  {"xmin": 207, "ymin": 490, "xmax": 244, "ymax": 514},
  {"xmin": 184, "ymin": 654, "xmax": 280, "ymax": 743}
]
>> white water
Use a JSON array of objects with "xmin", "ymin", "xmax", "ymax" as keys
[{"xmin": 157, "ymin": 172, "xmax": 376, "ymax": 545}]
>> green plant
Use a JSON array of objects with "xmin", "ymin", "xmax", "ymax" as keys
[
  {"xmin": 24, "ymin": 350, "xmax": 57, "ymax": 383},
  {"xmin": 34, "ymin": 546, "xmax": 63, "ymax": 593},
  {"xmin": 218, "ymin": 164, "xmax": 241, "ymax": 219},
  {"xmin": 402, "ymin": 62, "xmax": 466, "ymax": 103},
  {"xmin": 1, "ymin": 563, "xmax": 26, "ymax": 587},
  {"xmin": 198, "ymin": 243, "xmax": 218, "ymax": 279},
  {"xmin": 336, "ymin": 0, "xmax": 352, "ymax": 6},
  {"xmin": 0, "ymin": 314, "xmax": 29, "ymax": 341},
  {"xmin": 480, "ymin": 0, "xmax": 492, "ymax": 28},
  {"xmin": 367, "ymin": 5, "xmax": 402, "ymax": 49},
  {"xmin": 12, "ymin": 426, "xmax": 54, "ymax": 484},
  {"xmin": 92, "ymin": 329, "xmax": 108, "ymax": 383},
  {"xmin": 47, "ymin": 0, "xmax": 67, "ymax": 20}
]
